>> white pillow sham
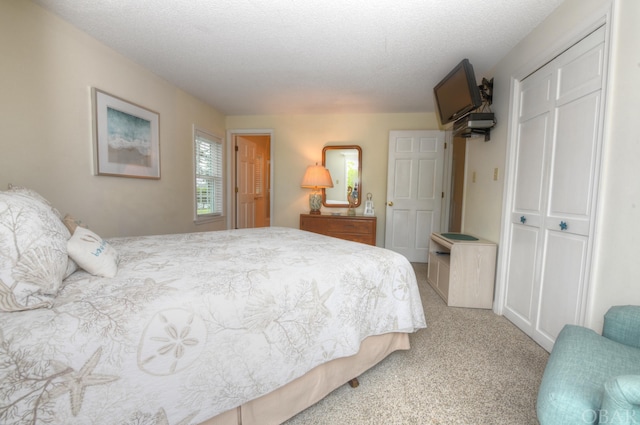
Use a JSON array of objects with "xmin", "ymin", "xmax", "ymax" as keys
[{"xmin": 0, "ymin": 190, "xmax": 71, "ymax": 311}]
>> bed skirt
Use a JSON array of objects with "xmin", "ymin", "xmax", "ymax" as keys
[{"xmin": 200, "ymin": 332, "xmax": 410, "ymax": 425}]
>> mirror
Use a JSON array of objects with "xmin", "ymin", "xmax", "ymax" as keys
[{"xmin": 322, "ymin": 145, "xmax": 362, "ymax": 208}]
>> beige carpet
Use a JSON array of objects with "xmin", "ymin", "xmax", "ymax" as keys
[{"xmin": 284, "ymin": 263, "xmax": 549, "ymax": 424}]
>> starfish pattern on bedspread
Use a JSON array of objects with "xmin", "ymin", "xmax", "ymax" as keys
[
  {"xmin": 0, "ymin": 278, "xmax": 50, "ymax": 311},
  {"xmin": 48, "ymin": 347, "xmax": 119, "ymax": 416}
]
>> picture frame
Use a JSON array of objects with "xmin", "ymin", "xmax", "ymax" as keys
[{"xmin": 92, "ymin": 88, "xmax": 161, "ymax": 179}]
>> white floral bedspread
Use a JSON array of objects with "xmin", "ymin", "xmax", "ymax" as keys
[{"xmin": 0, "ymin": 227, "xmax": 426, "ymax": 424}]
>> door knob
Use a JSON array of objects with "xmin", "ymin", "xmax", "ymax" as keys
[{"xmin": 388, "ymin": 201, "xmax": 393, "ymax": 207}]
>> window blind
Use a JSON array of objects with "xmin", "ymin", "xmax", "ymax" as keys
[{"xmin": 195, "ymin": 130, "xmax": 223, "ymax": 217}]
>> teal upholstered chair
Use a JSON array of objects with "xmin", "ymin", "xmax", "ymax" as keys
[{"xmin": 537, "ymin": 306, "xmax": 640, "ymax": 425}]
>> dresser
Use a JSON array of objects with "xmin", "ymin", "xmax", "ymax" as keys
[{"xmin": 299, "ymin": 214, "xmax": 377, "ymax": 246}]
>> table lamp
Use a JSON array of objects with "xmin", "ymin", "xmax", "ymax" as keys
[{"xmin": 301, "ymin": 164, "xmax": 333, "ymax": 214}]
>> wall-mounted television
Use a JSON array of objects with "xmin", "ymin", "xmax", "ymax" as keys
[{"xmin": 433, "ymin": 59, "xmax": 483, "ymax": 125}]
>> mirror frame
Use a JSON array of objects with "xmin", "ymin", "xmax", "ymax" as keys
[{"xmin": 322, "ymin": 145, "xmax": 362, "ymax": 208}]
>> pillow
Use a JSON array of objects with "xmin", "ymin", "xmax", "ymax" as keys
[
  {"xmin": 62, "ymin": 213, "xmax": 91, "ymax": 278},
  {"xmin": 67, "ymin": 227, "xmax": 118, "ymax": 278},
  {"xmin": 0, "ymin": 190, "xmax": 71, "ymax": 311},
  {"xmin": 63, "ymin": 213, "xmax": 88, "ymax": 234},
  {"xmin": 7, "ymin": 186, "xmax": 78, "ymax": 279},
  {"xmin": 7, "ymin": 183, "xmax": 63, "ymax": 219}
]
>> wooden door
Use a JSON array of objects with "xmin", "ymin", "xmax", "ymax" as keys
[
  {"xmin": 385, "ymin": 130, "xmax": 445, "ymax": 262},
  {"xmin": 236, "ymin": 136, "xmax": 257, "ymax": 229},
  {"xmin": 448, "ymin": 137, "xmax": 466, "ymax": 233},
  {"xmin": 502, "ymin": 64, "xmax": 552, "ymax": 337},
  {"xmin": 502, "ymin": 26, "xmax": 607, "ymax": 351},
  {"xmin": 536, "ymin": 26, "xmax": 606, "ymax": 348}
]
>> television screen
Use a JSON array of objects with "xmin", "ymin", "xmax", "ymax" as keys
[{"xmin": 433, "ymin": 59, "xmax": 483, "ymax": 125}]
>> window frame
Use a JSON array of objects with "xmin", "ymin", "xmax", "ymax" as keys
[{"xmin": 194, "ymin": 127, "xmax": 224, "ymax": 224}]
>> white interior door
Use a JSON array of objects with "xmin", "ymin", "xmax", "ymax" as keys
[
  {"xmin": 385, "ymin": 130, "xmax": 445, "ymax": 262},
  {"xmin": 501, "ymin": 26, "xmax": 606, "ymax": 351},
  {"xmin": 502, "ymin": 68, "xmax": 551, "ymax": 337},
  {"xmin": 236, "ymin": 136, "xmax": 257, "ymax": 229}
]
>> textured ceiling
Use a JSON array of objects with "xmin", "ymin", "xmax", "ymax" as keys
[{"xmin": 33, "ymin": 0, "xmax": 565, "ymax": 115}]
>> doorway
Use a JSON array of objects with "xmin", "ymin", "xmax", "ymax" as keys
[
  {"xmin": 448, "ymin": 137, "xmax": 466, "ymax": 232},
  {"xmin": 227, "ymin": 130, "xmax": 272, "ymax": 229}
]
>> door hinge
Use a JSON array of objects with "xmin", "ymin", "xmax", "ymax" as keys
[
  {"xmin": 441, "ymin": 192, "xmax": 444, "ymax": 198},
  {"xmin": 444, "ymin": 142, "xmax": 447, "ymax": 149},
  {"xmin": 235, "ymin": 145, "xmax": 239, "ymax": 151},
  {"xmin": 235, "ymin": 187, "xmax": 239, "ymax": 193}
]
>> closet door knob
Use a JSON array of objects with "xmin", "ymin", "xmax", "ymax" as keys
[
  {"xmin": 559, "ymin": 221, "xmax": 568, "ymax": 231},
  {"xmin": 388, "ymin": 201, "xmax": 394, "ymax": 207}
]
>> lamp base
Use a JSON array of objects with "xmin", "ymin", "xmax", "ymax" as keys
[{"xmin": 309, "ymin": 192, "xmax": 322, "ymax": 215}]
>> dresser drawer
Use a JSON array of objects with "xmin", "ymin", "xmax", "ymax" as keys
[
  {"xmin": 299, "ymin": 216, "xmax": 326, "ymax": 232},
  {"xmin": 300, "ymin": 214, "xmax": 377, "ymax": 246},
  {"xmin": 326, "ymin": 219, "xmax": 371, "ymax": 234},
  {"xmin": 333, "ymin": 233, "xmax": 374, "ymax": 245}
]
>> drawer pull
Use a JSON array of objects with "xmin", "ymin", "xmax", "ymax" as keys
[
  {"xmin": 559, "ymin": 221, "xmax": 568, "ymax": 231},
  {"xmin": 520, "ymin": 216, "xmax": 526, "ymax": 224}
]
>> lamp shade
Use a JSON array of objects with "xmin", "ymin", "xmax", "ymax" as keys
[{"xmin": 301, "ymin": 165, "xmax": 334, "ymax": 189}]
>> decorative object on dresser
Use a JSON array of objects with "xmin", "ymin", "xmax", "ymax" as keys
[
  {"xmin": 300, "ymin": 213, "xmax": 377, "ymax": 246},
  {"xmin": 427, "ymin": 232, "xmax": 497, "ymax": 309},
  {"xmin": 363, "ymin": 192, "xmax": 375, "ymax": 216},
  {"xmin": 300, "ymin": 163, "xmax": 333, "ymax": 214}
]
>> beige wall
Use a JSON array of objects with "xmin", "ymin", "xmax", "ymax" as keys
[
  {"xmin": 226, "ymin": 113, "xmax": 438, "ymax": 245},
  {"xmin": 468, "ymin": 0, "xmax": 640, "ymax": 331},
  {"xmin": 588, "ymin": 0, "xmax": 640, "ymax": 329},
  {"xmin": 0, "ymin": 0, "xmax": 227, "ymax": 237}
]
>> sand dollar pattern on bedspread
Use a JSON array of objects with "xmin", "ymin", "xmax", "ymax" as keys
[
  {"xmin": 0, "ymin": 227, "xmax": 426, "ymax": 424},
  {"xmin": 138, "ymin": 308, "xmax": 207, "ymax": 375}
]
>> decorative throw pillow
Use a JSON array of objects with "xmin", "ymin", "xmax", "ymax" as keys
[
  {"xmin": 0, "ymin": 190, "xmax": 71, "ymax": 311},
  {"xmin": 67, "ymin": 227, "xmax": 119, "ymax": 278},
  {"xmin": 63, "ymin": 213, "xmax": 88, "ymax": 234}
]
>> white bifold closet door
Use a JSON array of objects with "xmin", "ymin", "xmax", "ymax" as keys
[{"xmin": 502, "ymin": 25, "xmax": 607, "ymax": 352}]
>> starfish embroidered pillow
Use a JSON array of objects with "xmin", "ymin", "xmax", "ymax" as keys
[
  {"xmin": 67, "ymin": 227, "xmax": 119, "ymax": 278},
  {"xmin": 0, "ymin": 189, "xmax": 71, "ymax": 311}
]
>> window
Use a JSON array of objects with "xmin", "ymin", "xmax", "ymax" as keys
[{"xmin": 194, "ymin": 129, "xmax": 223, "ymax": 221}]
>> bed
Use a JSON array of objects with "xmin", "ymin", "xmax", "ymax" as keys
[{"xmin": 0, "ymin": 187, "xmax": 426, "ymax": 425}]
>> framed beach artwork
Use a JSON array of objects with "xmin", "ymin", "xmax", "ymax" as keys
[{"xmin": 92, "ymin": 88, "xmax": 160, "ymax": 179}]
